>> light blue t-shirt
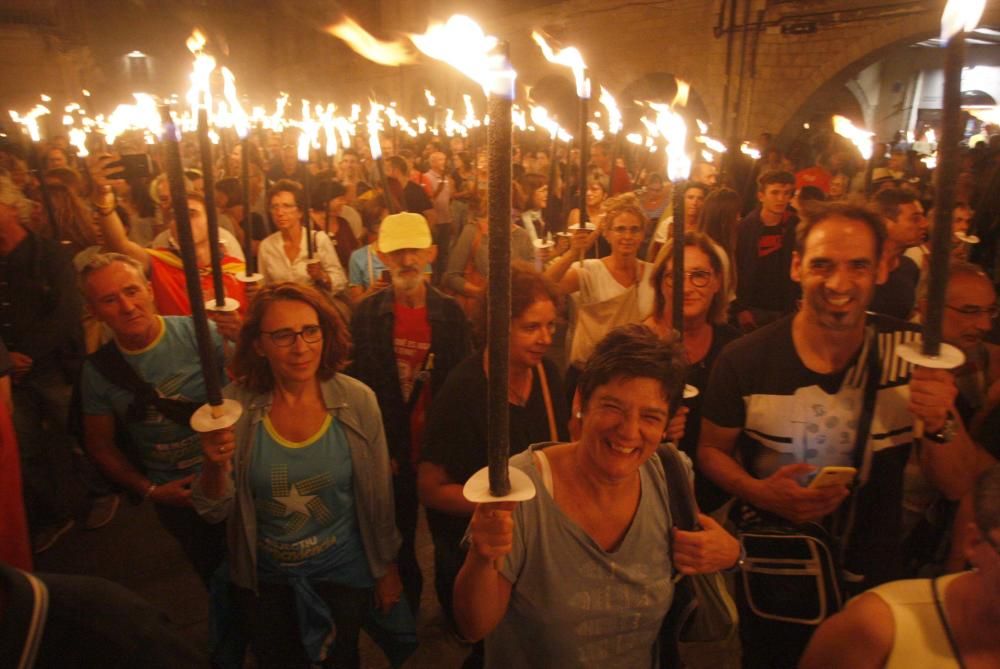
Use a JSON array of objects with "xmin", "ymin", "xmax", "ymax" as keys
[
  {"xmin": 81, "ymin": 316, "xmax": 226, "ymax": 484},
  {"xmin": 347, "ymin": 244, "xmax": 387, "ymax": 290},
  {"xmin": 250, "ymin": 414, "xmax": 372, "ymax": 585}
]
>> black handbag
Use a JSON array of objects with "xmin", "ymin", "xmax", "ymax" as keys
[
  {"xmin": 734, "ymin": 327, "xmax": 880, "ymax": 625},
  {"xmin": 658, "ymin": 444, "xmax": 738, "ymax": 667}
]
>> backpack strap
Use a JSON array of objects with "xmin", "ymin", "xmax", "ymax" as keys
[{"xmin": 89, "ymin": 341, "xmax": 199, "ymax": 426}]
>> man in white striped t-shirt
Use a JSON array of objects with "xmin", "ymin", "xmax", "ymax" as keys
[{"xmin": 698, "ymin": 202, "xmax": 983, "ymax": 669}]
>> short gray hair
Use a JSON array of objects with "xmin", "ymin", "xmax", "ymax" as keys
[{"xmin": 78, "ymin": 252, "xmax": 147, "ymax": 299}]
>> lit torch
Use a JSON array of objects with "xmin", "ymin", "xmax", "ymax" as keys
[
  {"xmin": 896, "ymin": 0, "xmax": 984, "ymax": 427},
  {"xmin": 653, "ymin": 88, "xmax": 692, "ymax": 338},
  {"xmin": 367, "ymin": 100, "xmax": 398, "ymax": 213},
  {"xmin": 158, "ymin": 105, "xmax": 242, "ymax": 437},
  {"xmin": 297, "ymin": 128, "xmax": 314, "ymax": 259},
  {"xmin": 410, "ymin": 15, "xmax": 530, "ymax": 507},
  {"xmin": 186, "ymin": 29, "xmax": 231, "ymax": 312},
  {"xmin": 832, "ymin": 115, "xmax": 875, "ymax": 192},
  {"xmin": 599, "ymin": 86, "xmax": 625, "ymax": 194},
  {"xmin": 221, "ymin": 66, "xmax": 261, "ymax": 282},
  {"xmin": 532, "ymin": 30, "xmax": 591, "ymax": 223}
]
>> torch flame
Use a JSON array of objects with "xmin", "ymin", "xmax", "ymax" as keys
[
  {"xmin": 625, "ymin": 133, "xmax": 643, "ymax": 145},
  {"xmin": 185, "ymin": 29, "xmax": 216, "ymax": 120},
  {"xmin": 651, "ymin": 103, "xmax": 691, "ymax": 182},
  {"xmin": 326, "ymin": 16, "xmax": 417, "ymax": 66},
  {"xmin": 221, "ymin": 67, "xmax": 249, "ymax": 138},
  {"xmin": 599, "ymin": 86, "xmax": 622, "ymax": 135},
  {"xmin": 9, "ymin": 104, "xmax": 50, "ymax": 142},
  {"xmin": 186, "ymin": 28, "xmax": 207, "ymax": 54},
  {"xmin": 740, "ymin": 142, "xmax": 761, "ymax": 160},
  {"xmin": 832, "ymin": 115, "xmax": 874, "ymax": 160},
  {"xmin": 69, "ymin": 127, "xmax": 89, "ymax": 157},
  {"xmin": 941, "ymin": 0, "xmax": 986, "ymax": 42},
  {"xmin": 673, "ymin": 79, "xmax": 690, "ymax": 108},
  {"xmin": 531, "ymin": 31, "xmax": 590, "ymax": 99},
  {"xmin": 367, "ymin": 100, "xmax": 384, "ymax": 160},
  {"xmin": 424, "ymin": 89, "xmax": 436, "ymax": 107},
  {"xmin": 696, "ymin": 135, "xmax": 727, "ymax": 154},
  {"xmin": 410, "ymin": 15, "xmax": 515, "ymax": 98},
  {"xmin": 530, "ymin": 105, "xmax": 559, "ymax": 140}
]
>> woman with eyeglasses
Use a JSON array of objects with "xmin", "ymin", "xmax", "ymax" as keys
[
  {"xmin": 193, "ymin": 282, "xmax": 403, "ymax": 668},
  {"xmin": 546, "ymin": 203, "xmax": 655, "ymax": 399},
  {"xmin": 644, "ymin": 231, "xmax": 739, "ymax": 512},
  {"xmin": 258, "ymin": 179, "xmax": 347, "ymax": 297}
]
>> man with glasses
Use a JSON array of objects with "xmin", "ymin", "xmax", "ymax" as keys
[
  {"xmin": 78, "ymin": 252, "xmax": 227, "ymax": 586},
  {"xmin": 348, "ymin": 212, "xmax": 470, "ymax": 616},
  {"xmin": 699, "ymin": 203, "xmax": 980, "ymax": 668},
  {"xmin": 801, "ymin": 463, "xmax": 1000, "ymax": 668}
]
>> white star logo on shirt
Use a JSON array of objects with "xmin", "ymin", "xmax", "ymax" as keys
[{"xmin": 274, "ymin": 483, "xmax": 316, "ymax": 517}]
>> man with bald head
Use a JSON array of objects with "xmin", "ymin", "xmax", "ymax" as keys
[{"xmin": 421, "ymin": 151, "xmax": 453, "ymax": 283}]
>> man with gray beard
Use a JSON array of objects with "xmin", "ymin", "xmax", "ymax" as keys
[{"xmin": 348, "ymin": 212, "xmax": 470, "ymax": 615}]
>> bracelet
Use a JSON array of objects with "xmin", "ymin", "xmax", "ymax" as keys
[{"xmin": 141, "ymin": 483, "xmax": 157, "ymax": 501}]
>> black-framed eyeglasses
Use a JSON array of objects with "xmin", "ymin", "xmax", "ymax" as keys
[
  {"xmin": 664, "ymin": 269, "xmax": 713, "ymax": 288},
  {"xmin": 946, "ymin": 304, "xmax": 1000, "ymax": 319},
  {"xmin": 260, "ymin": 325, "xmax": 323, "ymax": 347}
]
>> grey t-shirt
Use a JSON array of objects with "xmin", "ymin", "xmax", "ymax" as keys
[{"xmin": 487, "ymin": 445, "xmax": 677, "ymax": 669}]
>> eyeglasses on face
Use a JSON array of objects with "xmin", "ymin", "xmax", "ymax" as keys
[
  {"xmin": 609, "ymin": 225, "xmax": 643, "ymax": 236},
  {"xmin": 946, "ymin": 304, "xmax": 999, "ymax": 319},
  {"xmin": 260, "ymin": 325, "xmax": 323, "ymax": 347},
  {"xmin": 664, "ymin": 269, "xmax": 713, "ymax": 288}
]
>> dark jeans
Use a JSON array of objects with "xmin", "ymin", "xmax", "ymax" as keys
[
  {"xmin": 735, "ymin": 581, "xmax": 817, "ymax": 669},
  {"xmin": 14, "ymin": 366, "xmax": 106, "ymax": 529},
  {"xmin": 393, "ymin": 467, "xmax": 422, "ymax": 617},
  {"xmin": 233, "ymin": 580, "xmax": 368, "ymax": 669},
  {"xmin": 154, "ymin": 504, "xmax": 226, "ymax": 586}
]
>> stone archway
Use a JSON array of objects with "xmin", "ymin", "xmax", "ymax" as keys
[{"xmin": 743, "ymin": 5, "xmax": 1000, "ymax": 140}]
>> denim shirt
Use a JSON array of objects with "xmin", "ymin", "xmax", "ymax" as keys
[{"xmin": 191, "ymin": 374, "xmax": 401, "ymax": 592}]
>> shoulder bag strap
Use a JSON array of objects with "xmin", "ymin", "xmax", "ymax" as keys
[
  {"xmin": 850, "ymin": 327, "xmax": 881, "ymax": 470},
  {"xmin": 404, "ymin": 352, "xmax": 435, "ymax": 415},
  {"xmin": 832, "ymin": 327, "xmax": 883, "ymax": 556},
  {"xmin": 657, "ymin": 444, "xmax": 698, "ymax": 532},
  {"xmin": 535, "ymin": 363, "xmax": 559, "ymax": 443},
  {"xmin": 931, "ymin": 577, "xmax": 968, "ymax": 669}
]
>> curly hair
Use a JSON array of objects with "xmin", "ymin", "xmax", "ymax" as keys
[{"xmin": 230, "ymin": 282, "xmax": 351, "ymax": 393}]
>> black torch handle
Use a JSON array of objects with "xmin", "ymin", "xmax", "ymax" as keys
[
  {"xmin": 161, "ymin": 106, "xmax": 224, "ymax": 407},
  {"xmin": 241, "ymin": 135, "xmax": 253, "ymax": 275},
  {"xmin": 197, "ymin": 108, "xmax": 226, "ymax": 306},
  {"xmin": 924, "ymin": 30, "xmax": 965, "ymax": 357},
  {"xmin": 487, "ymin": 82, "xmax": 513, "ymax": 498},
  {"xmin": 671, "ymin": 182, "xmax": 685, "ymax": 338}
]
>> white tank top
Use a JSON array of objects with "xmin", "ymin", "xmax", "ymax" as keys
[{"xmin": 868, "ymin": 572, "xmax": 965, "ymax": 669}]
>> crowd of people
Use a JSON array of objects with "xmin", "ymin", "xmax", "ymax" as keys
[{"xmin": 1, "ymin": 118, "xmax": 1000, "ymax": 668}]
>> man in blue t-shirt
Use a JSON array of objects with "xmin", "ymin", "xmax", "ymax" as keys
[{"xmin": 78, "ymin": 252, "xmax": 227, "ymax": 583}]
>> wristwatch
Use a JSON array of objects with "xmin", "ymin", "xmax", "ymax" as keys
[{"xmin": 924, "ymin": 411, "xmax": 957, "ymax": 444}]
